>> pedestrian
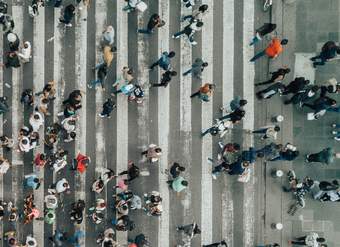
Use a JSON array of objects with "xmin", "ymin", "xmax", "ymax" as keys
[
  {"xmin": 182, "ymin": 58, "xmax": 208, "ymax": 79},
  {"xmin": 0, "ymin": 14, "xmax": 14, "ymax": 33},
  {"xmin": 217, "ymin": 142, "xmax": 240, "ymax": 161},
  {"xmin": 99, "ymin": 98, "xmax": 116, "ymax": 118},
  {"xmin": 151, "ymin": 70, "xmax": 177, "ymax": 88},
  {"xmin": 92, "ymin": 179, "xmax": 104, "ymax": 193},
  {"xmin": 21, "ymin": 89, "xmax": 34, "ymax": 106},
  {"xmin": 319, "ymin": 179, "xmax": 339, "ymax": 191},
  {"xmin": 241, "ymin": 147, "xmax": 261, "ymax": 164},
  {"xmin": 169, "ymin": 162, "xmax": 185, "ymax": 179},
  {"xmin": 181, "ymin": 4, "xmax": 208, "ymax": 23},
  {"xmin": 252, "ymin": 125, "xmax": 280, "ymax": 140},
  {"xmin": 256, "ymin": 142, "xmax": 282, "ymax": 159},
  {"xmin": 256, "ymin": 81, "xmax": 285, "ymax": 99},
  {"xmin": 34, "ymin": 153, "xmax": 47, "ymax": 169},
  {"xmin": 118, "ymin": 161, "xmax": 140, "ymax": 182},
  {"xmin": 176, "ymin": 222, "xmax": 201, "ymax": 238},
  {"xmin": 62, "ymin": 89, "xmax": 83, "ymax": 110},
  {"xmin": 3, "ymin": 51, "xmax": 20, "ymax": 68},
  {"xmin": 220, "ymin": 96, "xmax": 247, "ymax": 113},
  {"xmin": 172, "ymin": 21, "xmax": 203, "ymax": 45},
  {"xmin": 59, "ymin": 4, "xmax": 75, "ymax": 27},
  {"xmin": 7, "ymin": 32, "xmax": 19, "ymax": 52},
  {"xmin": 17, "ymin": 41, "xmax": 32, "ymax": 63},
  {"xmin": 250, "ymin": 38, "xmax": 288, "ymax": 62},
  {"xmin": 320, "ymin": 78, "xmax": 340, "ymax": 96},
  {"xmin": 228, "ymin": 160, "xmax": 249, "ymax": 176},
  {"xmin": 203, "ymin": 240, "xmax": 228, "ymax": 247},
  {"xmin": 302, "ymin": 95, "xmax": 336, "ymax": 114},
  {"xmin": 141, "ymin": 144, "xmax": 162, "ymax": 163},
  {"xmin": 190, "ymin": 83, "xmax": 215, "ymax": 102},
  {"xmin": 284, "ymin": 85, "xmax": 319, "ymax": 106},
  {"xmin": 210, "ymin": 159, "xmax": 230, "ymax": 179},
  {"xmin": 137, "ymin": 13, "xmax": 164, "ymax": 34},
  {"xmin": 101, "ymin": 25, "xmax": 115, "ymax": 47},
  {"xmin": 306, "ymin": 147, "xmax": 339, "ymax": 165},
  {"xmin": 255, "ymin": 67, "xmax": 290, "ymax": 86},
  {"xmin": 112, "ymin": 66, "xmax": 134, "ymax": 93},
  {"xmin": 167, "ymin": 175, "xmax": 188, "ymax": 192},
  {"xmin": 150, "ymin": 51, "xmax": 175, "ymax": 71},
  {"xmin": 36, "ymin": 80, "xmax": 56, "ymax": 100},
  {"xmin": 0, "ymin": 156, "xmax": 10, "ymax": 174},
  {"xmin": 288, "ymin": 232, "xmax": 325, "ymax": 246},
  {"xmin": 270, "ymin": 145, "xmax": 299, "ymax": 162},
  {"xmin": 29, "ymin": 111, "xmax": 44, "ymax": 132},
  {"xmin": 88, "ymin": 63, "xmax": 108, "ymax": 89},
  {"xmin": 72, "ymin": 152, "xmax": 90, "ymax": 173},
  {"xmin": 217, "ymin": 108, "xmax": 245, "ymax": 123},
  {"xmin": 25, "ymin": 235, "xmax": 37, "ymax": 247},
  {"xmin": 24, "ymin": 174, "xmax": 42, "ymax": 190},
  {"xmin": 311, "ymin": 40, "xmax": 340, "ymax": 67},
  {"xmin": 201, "ymin": 119, "xmax": 231, "ymax": 138},
  {"xmin": 250, "ymin": 23, "xmax": 277, "ymax": 46},
  {"xmin": 0, "ymin": 96, "xmax": 9, "ymax": 115},
  {"xmin": 0, "ymin": 135, "xmax": 14, "ymax": 151},
  {"xmin": 50, "ymin": 178, "xmax": 70, "ymax": 194},
  {"xmin": 282, "ymin": 77, "xmax": 310, "ymax": 95}
]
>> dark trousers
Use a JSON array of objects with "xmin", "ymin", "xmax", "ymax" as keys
[
  {"xmin": 291, "ymin": 235, "xmax": 307, "ymax": 245},
  {"xmin": 150, "ymin": 61, "xmax": 159, "ymax": 70},
  {"xmin": 311, "ymin": 54, "xmax": 327, "ymax": 66},
  {"xmin": 152, "ymin": 83, "xmax": 167, "ymax": 88},
  {"xmin": 190, "ymin": 91, "xmax": 200, "ymax": 98}
]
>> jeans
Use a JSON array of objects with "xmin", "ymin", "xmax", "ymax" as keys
[
  {"xmin": 269, "ymin": 155, "xmax": 284, "ymax": 161},
  {"xmin": 249, "ymin": 35, "xmax": 261, "ymax": 46},
  {"xmin": 311, "ymin": 54, "xmax": 327, "ymax": 66},
  {"xmin": 173, "ymin": 30, "xmax": 186, "ymax": 38},
  {"xmin": 219, "ymin": 114, "xmax": 231, "ymax": 121},
  {"xmin": 152, "ymin": 83, "xmax": 167, "ymax": 88},
  {"xmin": 89, "ymin": 79, "xmax": 103, "ymax": 88},
  {"xmin": 182, "ymin": 15, "xmax": 194, "ymax": 23},
  {"xmin": 252, "ymin": 128, "xmax": 267, "ymax": 134},
  {"xmin": 250, "ymin": 50, "xmax": 266, "ymax": 62}
]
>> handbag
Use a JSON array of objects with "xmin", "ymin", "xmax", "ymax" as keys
[{"xmin": 237, "ymin": 168, "xmax": 251, "ymax": 183}]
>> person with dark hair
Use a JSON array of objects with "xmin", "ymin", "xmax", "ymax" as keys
[
  {"xmin": 256, "ymin": 142, "xmax": 282, "ymax": 159},
  {"xmin": 302, "ymin": 95, "xmax": 336, "ymax": 114},
  {"xmin": 59, "ymin": 4, "xmax": 75, "ymax": 27},
  {"xmin": 289, "ymin": 232, "xmax": 325, "ymax": 246},
  {"xmin": 270, "ymin": 148, "xmax": 299, "ymax": 162},
  {"xmin": 191, "ymin": 83, "xmax": 215, "ymax": 102},
  {"xmin": 256, "ymin": 81, "xmax": 286, "ymax": 99},
  {"xmin": 88, "ymin": 63, "xmax": 108, "ymax": 89},
  {"xmin": 169, "ymin": 162, "xmax": 185, "ymax": 179},
  {"xmin": 167, "ymin": 176, "xmax": 188, "ymax": 192},
  {"xmin": 151, "ymin": 70, "xmax": 177, "ymax": 88},
  {"xmin": 150, "ymin": 51, "xmax": 175, "ymax": 71},
  {"xmin": 172, "ymin": 21, "xmax": 203, "ymax": 45},
  {"xmin": 24, "ymin": 174, "xmax": 41, "ymax": 190},
  {"xmin": 217, "ymin": 108, "xmax": 245, "ymax": 123},
  {"xmin": 118, "ymin": 161, "xmax": 140, "ymax": 182},
  {"xmin": 284, "ymin": 85, "xmax": 319, "ymax": 106},
  {"xmin": 250, "ymin": 38, "xmax": 288, "ymax": 62},
  {"xmin": 21, "ymin": 89, "xmax": 34, "ymax": 106},
  {"xmin": 182, "ymin": 4, "xmax": 208, "ymax": 23},
  {"xmin": 183, "ymin": 58, "xmax": 208, "ymax": 79},
  {"xmin": 220, "ymin": 96, "xmax": 247, "ymax": 113},
  {"xmin": 305, "ymin": 147, "xmax": 339, "ymax": 165},
  {"xmin": 99, "ymin": 98, "xmax": 116, "ymax": 118},
  {"xmin": 311, "ymin": 40, "xmax": 340, "ymax": 67},
  {"xmin": 250, "ymin": 23, "xmax": 277, "ymax": 46},
  {"xmin": 282, "ymin": 77, "xmax": 310, "ymax": 95},
  {"xmin": 251, "ymin": 125, "xmax": 280, "ymax": 140},
  {"xmin": 137, "ymin": 13, "xmax": 164, "ymax": 34},
  {"xmin": 255, "ymin": 67, "xmax": 290, "ymax": 86},
  {"xmin": 209, "ymin": 158, "xmax": 231, "ymax": 180},
  {"xmin": 176, "ymin": 222, "xmax": 201, "ymax": 238}
]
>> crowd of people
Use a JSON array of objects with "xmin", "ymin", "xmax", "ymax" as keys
[{"xmin": 0, "ymin": 0, "xmax": 334, "ymax": 246}]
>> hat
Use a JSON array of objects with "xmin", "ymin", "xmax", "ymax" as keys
[{"xmin": 7, "ymin": 32, "xmax": 17, "ymax": 43}]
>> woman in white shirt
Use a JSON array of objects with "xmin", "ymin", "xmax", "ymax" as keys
[
  {"xmin": 29, "ymin": 111, "xmax": 44, "ymax": 132},
  {"xmin": 18, "ymin": 41, "xmax": 32, "ymax": 63}
]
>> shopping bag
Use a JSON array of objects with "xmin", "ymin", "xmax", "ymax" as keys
[{"xmin": 237, "ymin": 168, "xmax": 251, "ymax": 183}]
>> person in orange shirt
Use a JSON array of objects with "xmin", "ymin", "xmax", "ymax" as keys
[
  {"xmin": 190, "ymin": 83, "xmax": 215, "ymax": 102},
  {"xmin": 250, "ymin": 38, "xmax": 288, "ymax": 62}
]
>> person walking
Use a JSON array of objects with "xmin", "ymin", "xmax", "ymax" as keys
[
  {"xmin": 24, "ymin": 174, "xmax": 42, "ymax": 190},
  {"xmin": 255, "ymin": 67, "xmax": 290, "ymax": 86},
  {"xmin": 150, "ymin": 51, "xmax": 175, "ymax": 71},
  {"xmin": 137, "ymin": 13, "xmax": 164, "ymax": 34},
  {"xmin": 190, "ymin": 83, "xmax": 215, "ymax": 102},
  {"xmin": 311, "ymin": 40, "xmax": 340, "ymax": 67},
  {"xmin": 88, "ymin": 63, "xmax": 108, "ymax": 90},
  {"xmin": 282, "ymin": 77, "xmax": 310, "ymax": 95},
  {"xmin": 101, "ymin": 25, "xmax": 115, "ymax": 47},
  {"xmin": 250, "ymin": 38, "xmax": 288, "ymax": 62},
  {"xmin": 256, "ymin": 81, "xmax": 286, "ymax": 99},
  {"xmin": 181, "ymin": 4, "xmax": 208, "ymax": 23},
  {"xmin": 172, "ymin": 21, "xmax": 203, "ymax": 45},
  {"xmin": 182, "ymin": 58, "xmax": 208, "ymax": 79},
  {"xmin": 169, "ymin": 162, "xmax": 185, "ymax": 179},
  {"xmin": 176, "ymin": 222, "xmax": 201, "ymax": 238},
  {"xmin": 141, "ymin": 144, "xmax": 162, "ymax": 163},
  {"xmin": 201, "ymin": 119, "xmax": 231, "ymax": 138},
  {"xmin": 252, "ymin": 125, "xmax": 280, "ymax": 140},
  {"xmin": 167, "ymin": 176, "xmax": 188, "ymax": 192},
  {"xmin": 284, "ymin": 85, "xmax": 319, "ymax": 106},
  {"xmin": 59, "ymin": 4, "xmax": 75, "ymax": 27},
  {"xmin": 250, "ymin": 23, "xmax": 277, "ymax": 46},
  {"xmin": 269, "ymin": 145, "xmax": 299, "ymax": 162},
  {"xmin": 306, "ymin": 147, "xmax": 339, "ymax": 165},
  {"xmin": 98, "ymin": 98, "xmax": 116, "ymax": 118},
  {"xmin": 220, "ymin": 96, "xmax": 247, "ymax": 114},
  {"xmin": 288, "ymin": 232, "xmax": 326, "ymax": 246},
  {"xmin": 151, "ymin": 70, "xmax": 177, "ymax": 88},
  {"xmin": 302, "ymin": 95, "xmax": 336, "ymax": 115},
  {"xmin": 217, "ymin": 108, "xmax": 245, "ymax": 124}
]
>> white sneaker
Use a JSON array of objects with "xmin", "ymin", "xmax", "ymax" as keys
[
  {"xmin": 191, "ymin": 41, "xmax": 197, "ymax": 45},
  {"xmin": 335, "ymin": 137, "xmax": 340, "ymax": 141},
  {"xmin": 332, "ymin": 123, "xmax": 337, "ymax": 128},
  {"xmin": 212, "ymin": 174, "xmax": 217, "ymax": 180},
  {"xmin": 65, "ymin": 23, "xmax": 72, "ymax": 27},
  {"xmin": 332, "ymin": 131, "xmax": 337, "ymax": 135},
  {"xmin": 98, "ymin": 113, "xmax": 104, "ymax": 118}
]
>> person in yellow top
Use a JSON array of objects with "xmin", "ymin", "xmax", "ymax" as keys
[{"xmin": 250, "ymin": 38, "xmax": 288, "ymax": 62}]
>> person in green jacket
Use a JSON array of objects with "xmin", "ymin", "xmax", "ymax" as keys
[
  {"xmin": 305, "ymin": 147, "xmax": 340, "ymax": 165},
  {"xmin": 167, "ymin": 176, "xmax": 188, "ymax": 192}
]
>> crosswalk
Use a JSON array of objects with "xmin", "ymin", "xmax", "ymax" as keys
[{"xmin": 0, "ymin": 0, "xmax": 258, "ymax": 246}]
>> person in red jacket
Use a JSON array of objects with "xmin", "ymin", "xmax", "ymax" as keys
[
  {"xmin": 72, "ymin": 152, "xmax": 90, "ymax": 173},
  {"xmin": 250, "ymin": 38, "xmax": 288, "ymax": 62}
]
